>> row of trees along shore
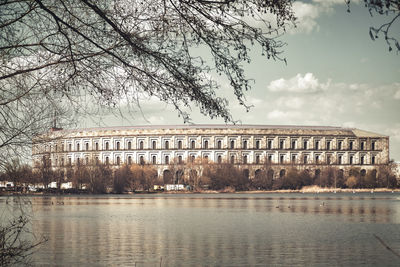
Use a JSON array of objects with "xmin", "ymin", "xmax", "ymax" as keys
[{"xmin": 1, "ymin": 159, "xmax": 398, "ymax": 193}]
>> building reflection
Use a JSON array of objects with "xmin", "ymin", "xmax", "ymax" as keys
[{"xmin": 27, "ymin": 194, "xmax": 400, "ymax": 266}]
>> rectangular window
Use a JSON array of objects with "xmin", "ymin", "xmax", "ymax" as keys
[
  {"xmin": 279, "ymin": 140, "xmax": 284, "ymax": 150},
  {"xmin": 268, "ymin": 140, "xmax": 272, "ymax": 149},
  {"xmin": 303, "ymin": 140, "xmax": 308, "ymax": 150},
  {"xmin": 256, "ymin": 140, "xmax": 260, "ymax": 149},
  {"xmin": 326, "ymin": 141, "xmax": 330, "ymax": 150},
  {"xmin": 315, "ymin": 141, "xmax": 319, "ymax": 150},
  {"xmin": 371, "ymin": 141, "xmax": 376, "ymax": 151}
]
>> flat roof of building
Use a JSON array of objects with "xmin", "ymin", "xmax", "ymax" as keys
[{"xmin": 46, "ymin": 124, "xmax": 387, "ymax": 138}]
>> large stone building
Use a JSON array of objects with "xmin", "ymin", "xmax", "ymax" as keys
[{"xmin": 32, "ymin": 125, "xmax": 389, "ymax": 178}]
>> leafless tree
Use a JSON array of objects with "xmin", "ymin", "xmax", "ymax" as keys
[
  {"xmin": 348, "ymin": 0, "xmax": 400, "ymax": 52},
  {"xmin": 1, "ymin": 0, "xmax": 296, "ymax": 167}
]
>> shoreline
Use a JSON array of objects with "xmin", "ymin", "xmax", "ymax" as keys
[{"xmin": 1, "ymin": 186, "xmax": 399, "ymax": 196}]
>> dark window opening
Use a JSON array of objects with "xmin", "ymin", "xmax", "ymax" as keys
[
  {"xmin": 165, "ymin": 141, "xmax": 169, "ymax": 149},
  {"xmin": 230, "ymin": 155, "xmax": 235, "ymax": 164},
  {"xmin": 256, "ymin": 155, "xmax": 260, "ymax": 164},
  {"xmin": 230, "ymin": 140, "xmax": 235, "ymax": 149},
  {"xmin": 268, "ymin": 140, "xmax": 272, "ymax": 149},
  {"xmin": 139, "ymin": 141, "xmax": 144, "ymax": 150},
  {"xmin": 178, "ymin": 140, "xmax": 182, "ymax": 149},
  {"xmin": 152, "ymin": 156, "xmax": 156, "ymax": 164},
  {"xmin": 279, "ymin": 140, "xmax": 284, "ymax": 149},
  {"xmin": 152, "ymin": 141, "xmax": 157, "ymax": 149},
  {"xmin": 217, "ymin": 155, "xmax": 222, "ymax": 164},
  {"xmin": 243, "ymin": 140, "xmax": 247, "ymax": 149},
  {"xmin": 204, "ymin": 140, "xmax": 208, "ymax": 149},
  {"xmin": 128, "ymin": 141, "xmax": 132, "ymax": 150},
  {"xmin": 191, "ymin": 140, "xmax": 196, "ymax": 149},
  {"xmin": 217, "ymin": 140, "xmax": 222, "ymax": 149}
]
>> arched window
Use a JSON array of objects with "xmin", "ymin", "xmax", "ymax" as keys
[
  {"xmin": 255, "ymin": 140, "xmax": 260, "ymax": 149},
  {"xmin": 349, "ymin": 141, "xmax": 354, "ymax": 150},
  {"xmin": 105, "ymin": 142, "xmax": 109, "ymax": 150},
  {"xmin": 116, "ymin": 156, "xmax": 120, "ymax": 165},
  {"xmin": 85, "ymin": 143, "xmax": 89, "ymax": 151},
  {"xmin": 315, "ymin": 141, "xmax": 319, "ymax": 150},
  {"xmin": 243, "ymin": 155, "xmax": 247, "ymax": 164},
  {"xmin": 165, "ymin": 155, "xmax": 169, "ymax": 165},
  {"xmin": 303, "ymin": 140, "xmax": 308, "ymax": 150},
  {"xmin": 243, "ymin": 140, "xmax": 247, "ymax": 149},
  {"xmin": 350, "ymin": 156, "xmax": 354, "ymax": 164},
  {"xmin": 230, "ymin": 155, "xmax": 235, "ymax": 164},
  {"xmin": 338, "ymin": 155, "xmax": 342, "ymax": 164},
  {"xmin": 116, "ymin": 142, "xmax": 120, "ymax": 150},
  {"xmin": 95, "ymin": 142, "xmax": 99, "ymax": 151},
  {"xmin": 69, "ymin": 143, "xmax": 72, "ymax": 151},
  {"xmin": 128, "ymin": 141, "xmax": 132, "ymax": 150},
  {"xmin": 76, "ymin": 143, "xmax": 80, "ymax": 151},
  {"xmin": 371, "ymin": 156, "xmax": 376, "ymax": 164},
  {"xmin": 191, "ymin": 140, "xmax": 195, "ymax": 149},
  {"xmin": 152, "ymin": 140, "xmax": 157, "ymax": 149},
  {"xmin": 291, "ymin": 140, "xmax": 296, "ymax": 149},
  {"xmin": 178, "ymin": 155, "xmax": 183, "ymax": 164},
  {"xmin": 191, "ymin": 155, "xmax": 195, "ymax": 163},
  {"xmin": 361, "ymin": 156, "xmax": 365, "ymax": 165},
  {"xmin": 256, "ymin": 155, "xmax": 260, "ymax": 164},
  {"xmin": 217, "ymin": 140, "xmax": 222, "ymax": 149},
  {"xmin": 105, "ymin": 157, "xmax": 109, "ymax": 165},
  {"xmin": 139, "ymin": 141, "xmax": 144, "ymax": 150},
  {"xmin": 303, "ymin": 155, "xmax": 308, "ymax": 164},
  {"xmin": 217, "ymin": 155, "xmax": 222, "ymax": 164},
  {"xmin": 128, "ymin": 156, "xmax": 132, "ymax": 165},
  {"xmin": 140, "ymin": 156, "xmax": 144, "ymax": 165},
  {"xmin": 280, "ymin": 155, "xmax": 284, "ymax": 164},
  {"xmin": 230, "ymin": 140, "xmax": 235, "ymax": 149},
  {"xmin": 165, "ymin": 141, "xmax": 169, "ymax": 149},
  {"xmin": 178, "ymin": 140, "xmax": 182, "ymax": 149},
  {"xmin": 204, "ymin": 140, "xmax": 208, "ymax": 149},
  {"xmin": 152, "ymin": 156, "xmax": 157, "ymax": 164}
]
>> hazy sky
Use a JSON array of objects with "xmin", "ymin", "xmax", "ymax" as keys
[{"xmin": 81, "ymin": 1, "xmax": 400, "ymax": 160}]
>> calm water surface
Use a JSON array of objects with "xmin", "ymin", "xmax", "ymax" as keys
[{"xmin": 2, "ymin": 193, "xmax": 400, "ymax": 266}]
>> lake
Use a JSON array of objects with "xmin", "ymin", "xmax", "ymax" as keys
[{"xmin": 2, "ymin": 193, "xmax": 400, "ymax": 266}]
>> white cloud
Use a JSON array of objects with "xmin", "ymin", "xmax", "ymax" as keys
[
  {"xmin": 394, "ymin": 90, "xmax": 400, "ymax": 99},
  {"xmin": 292, "ymin": 2, "xmax": 320, "ymax": 34},
  {"xmin": 268, "ymin": 73, "xmax": 329, "ymax": 93},
  {"xmin": 267, "ymin": 109, "xmax": 302, "ymax": 120},
  {"xmin": 276, "ymin": 96, "xmax": 305, "ymax": 109},
  {"xmin": 291, "ymin": 0, "xmax": 356, "ymax": 34}
]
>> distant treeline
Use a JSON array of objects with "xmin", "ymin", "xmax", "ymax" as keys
[{"xmin": 1, "ymin": 159, "xmax": 398, "ymax": 193}]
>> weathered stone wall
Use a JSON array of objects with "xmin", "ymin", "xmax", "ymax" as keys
[{"xmin": 32, "ymin": 125, "xmax": 390, "ymax": 180}]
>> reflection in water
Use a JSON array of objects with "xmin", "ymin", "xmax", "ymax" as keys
[{"xmin": 1, "ymin": 193, "xmax": 399, "ymax": 266}]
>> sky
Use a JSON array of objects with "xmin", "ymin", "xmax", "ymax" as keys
[{"xmin": 81, "ymin": 0, "xmax": 400, "ymax": 160}]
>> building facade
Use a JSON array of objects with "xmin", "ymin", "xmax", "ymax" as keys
[{"xmin": 32, "ymin": 125, "xmax": 389, "ymax": 178}]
